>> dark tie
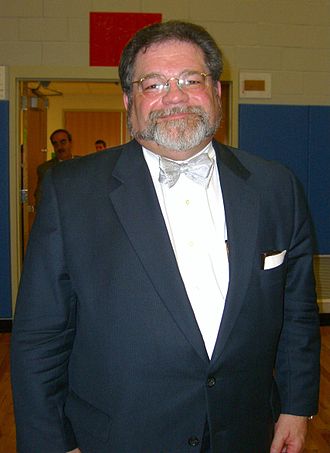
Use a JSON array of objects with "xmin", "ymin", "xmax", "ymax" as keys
[{"xmin": 159, "ymin": 153, "xmax": 214, "ymax": 188}]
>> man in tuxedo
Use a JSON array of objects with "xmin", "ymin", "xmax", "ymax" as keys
[
  {"xmin": 34, "ymin": 129, "xmax": 74, "ymax": 207},
  {"xmin": 11, "ymin": 21, "xmax": 320, "ymax": 453}
]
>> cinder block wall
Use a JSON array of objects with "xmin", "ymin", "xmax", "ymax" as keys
[{"xmin": 0, "ymin": 0, "xmax": 330, "ymax": 105}]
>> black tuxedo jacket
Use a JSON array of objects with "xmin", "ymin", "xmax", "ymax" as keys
[{"xmin": 11, "ymin": 140, "xmax": 320, "ymax": 453}]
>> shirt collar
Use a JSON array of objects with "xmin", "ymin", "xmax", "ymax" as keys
[{"xmin": 143, "ymin": 141, "xmax": 216, "ymax": 170}]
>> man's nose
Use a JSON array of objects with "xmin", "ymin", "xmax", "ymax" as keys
[{"xmin": 162, "ymin": 79, "xmax": 189, "ymax": 104}]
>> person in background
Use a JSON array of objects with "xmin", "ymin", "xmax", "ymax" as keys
[
  {"xmin": 95, "ymin": 139, "xmax": 107, "ymax": 151},
  {"xmin": 34, "ymin": 129, "xmax": 74, "ymax": 207},
  {"xmin": 11, "ymin": 21, "xmax": 320, "ymax": 453}
]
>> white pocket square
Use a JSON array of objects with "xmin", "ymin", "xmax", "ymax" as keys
[{"xmin": 261, "ymin": 250, "xmax": 287, "ymax": 270}]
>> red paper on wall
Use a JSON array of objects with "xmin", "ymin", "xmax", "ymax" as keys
[{"xmin": 90, "ymin": 12, "xmax": 162, "ymax": 67}]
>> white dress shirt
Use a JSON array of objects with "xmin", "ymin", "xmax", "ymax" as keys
[{"xmin": 143, "ymin": 143, "xmax": 229, "ymax": 358}]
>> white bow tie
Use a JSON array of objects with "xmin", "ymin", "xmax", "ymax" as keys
[{"xmin": 159, "ymin": 153, "xmax": 214, "ymax": 188}]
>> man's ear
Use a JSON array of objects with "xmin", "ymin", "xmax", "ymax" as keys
[
  {"xmin": 216, "ymin": 80, "xmax": 222, "ymax": 97},
  {"xmin": 123, "ymin": 93, "xmax": 129, "ymax": 111}
]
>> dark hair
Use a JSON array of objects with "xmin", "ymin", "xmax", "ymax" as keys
[
  {"xmin": 95, "ymin": 139, "xmax": 107, "ymax": 147},
  {"xmin": 119, "ymin": 20, "xmax": 223, "ymax": 98},
  {"xmin": 50, "ymin": 129, "xmax": 72, "ymax": 143}
]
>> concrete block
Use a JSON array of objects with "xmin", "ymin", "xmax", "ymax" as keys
[
  {"xmin": 0, "ymin": 19, "xmax": 19, "ymax": 41},
  {"xmin": 0, "ymin": 41, "xmax": 42, "ymax": 65},
  {"xmin": 42, "ymin": 41, "xmax": 89, "ymax": 66},
  {"xmin": 19, "ymin": 18, "xmax": 68, "ymax": 42}
]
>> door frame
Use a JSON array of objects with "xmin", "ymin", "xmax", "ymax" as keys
[
  {"xmin": 8, "ymin": 65, "xmax": 239, "ymax": 314},
  {"xmin": 20, "ymin": 81, "xmax": 49, "ymax": 253}
]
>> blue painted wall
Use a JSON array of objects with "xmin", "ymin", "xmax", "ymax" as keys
[
  {"xmin": 308, "ymin": 107, "xmax": 330, "ymax": 255},
  {"xmin": 0, "ymin": 100, "xmax": 11, "ymax": 318},
  {"xmin": 239, "ymin": 104, "xmax": 330, "ymax": 254}
]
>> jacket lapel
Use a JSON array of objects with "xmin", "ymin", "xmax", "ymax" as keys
[
  {"xmin": 108, "ymin": 140, "xmax": 260, "ymax": 365},
  {"xmin": 108, "ymin": 141, "xmax": 209, "ymax": 363},
  {"xmin": 211, "ymin": 142, "xmax": 260, "ymax": 362}
]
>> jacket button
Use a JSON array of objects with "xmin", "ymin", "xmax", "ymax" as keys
[
  {"xmin": 207, "ymin": 376, "xmax": 216, "ymax": 387},
  {"xmin": 188, "ymin": 436, "xmax": 200, "ymax": 447}
]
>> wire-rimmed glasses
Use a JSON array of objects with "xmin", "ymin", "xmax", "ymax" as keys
[{"xmin": 132, "ymin": 71, "xmax": 212, "ymax": 97}]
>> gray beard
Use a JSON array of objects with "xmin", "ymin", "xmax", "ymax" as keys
[{"xmin": 129, "ymin": 105, "xmax": 221, "ymax": 152}]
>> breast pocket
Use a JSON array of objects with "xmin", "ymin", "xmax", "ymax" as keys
[
  {"xmin": 258, "ymin": 260, "xmax": 287, "ymax": 291},
  {"xmin": 261, "ymin": 250, "xmax": 286, "ymax": 271}
]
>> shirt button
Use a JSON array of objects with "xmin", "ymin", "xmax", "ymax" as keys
[
  {"xmin": 188, "ymin": 436, "xmax": 200, "ymax": 447},
  {"xmin": 207, "ymin": 376, "xmax": 216, "ymax": 387}
]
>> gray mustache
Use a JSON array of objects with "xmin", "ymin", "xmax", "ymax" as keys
[{"xmin": 149, "ymin": 106, "xmax": 207, "ymax": 121}]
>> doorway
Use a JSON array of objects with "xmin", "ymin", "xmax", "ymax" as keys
[
  {"xmin": 18, "ymin": 79, "xmax": 126, "ymax": 254},
  {"xmin": 20, "ymin": 82, "xmax": 48, "ymax": 253}
]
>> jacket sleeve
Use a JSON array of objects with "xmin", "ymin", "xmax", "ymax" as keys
[
  {"xmin": 274, "ymin": 172, "xmax": 320, "ymax": 416},
  {"xmin": 11, "ymin": 170, "xmax": 78, "ymax": 453}
]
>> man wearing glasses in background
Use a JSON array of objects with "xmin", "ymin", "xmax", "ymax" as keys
[
  {"xmin": 12, "ymin": 21, "xmax": 320, "ymax": 453},
  {"xmin": 34, "ymin": 128, "xmax": 74, "ymax": 207}
]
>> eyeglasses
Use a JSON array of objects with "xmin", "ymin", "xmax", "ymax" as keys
[{"xmin": 132, "ymin": 71, "xmax": 212, "ymax": 97}]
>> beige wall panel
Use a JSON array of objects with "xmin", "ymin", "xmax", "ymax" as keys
[
  {"xmin": 43, "ymin": 42, "xmax": 89, "ymax": 66},
  {"xmin": 141, "ymin": 0, "xmax": 189, "ymax": 19},
  {"xmin": 19, "ymin": 18, "xmax": 68, "ymax": 42},
  {"xmin": 0, "ymin": 41, "xmax": 42, "ymax": 65},
  {"xmin": 46, "ymin": 92, "xmax": 125, "ymax": 149},
  {"xmin": 205, "ymin": 22, "xmax": 258, "ymax": 47},
  {"xmin": 0, "ymin": 0, "xmax": 42, "ymax": 17},
  {"xmin": 253, "ymin": 1, "xmax": 330, "ymax": 26},
  {"xmin": 90, "ymin": 0, "xmax": 141, "ymax": 12},
  {"xmin": 189, "ymin": 1, "xmax": 237, "ymax": 22},
  {"xmin": 0, "ymin": 19, "xmax": 19, "ymax": 40},
  {"xmin": 258, "ymin": 23, "xmax": 310, "ymax": 48},
  {"xmin": 304, "ymin": 73, "xmax": 330, "ymax": 96},
  {"xmin": 65, "ymin": 111, "xmax": 124, "ymax": 155},
  {"xmin": 44, "ymin": 0, "xmax": 91, "ymax": 17},
  {"xmin": 237, "ymin": 46, "xmax": 282, "ymax": 71},
  {"xmin": 272, "ymin": 72, "xmax": 304, "ymax": 96},
  {"xmin": 68, "ymin": 17, "xmax": 90, "ymax": 42},
  {"xmin": 308, "ymin": 26, "xmax": 330, "ymax": 49},
  {"xmin": 282, "ymin": 48, "xmax": 330, "ymax": 72}
]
